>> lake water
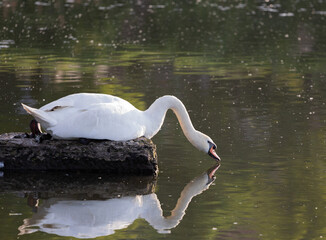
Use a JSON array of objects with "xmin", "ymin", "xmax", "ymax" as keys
[{"xmin": 1, "ymin": 1, "xmax": 326, "ymax": 239}]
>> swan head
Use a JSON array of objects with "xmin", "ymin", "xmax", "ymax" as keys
[{"xmin": 194, "ymin": 132, "xmax": 221, "ymax": 161}]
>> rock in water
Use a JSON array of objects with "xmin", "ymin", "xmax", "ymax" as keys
[{"xmin": 0, "ymin": 132, "xmax": 158, "ymax": 176}]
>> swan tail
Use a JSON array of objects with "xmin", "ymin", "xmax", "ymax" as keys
[{"xmin": 21, "ymin": 103, "xmax": 57, "ymax": 127}]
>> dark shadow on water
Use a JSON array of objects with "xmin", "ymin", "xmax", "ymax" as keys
[
  {"xmin": 0, "ymin": 171, "xmax": 156, "ymax": 200},
  {"xmin": 1, "ymin": 163, "xmax": 220, "ymax": 238}
]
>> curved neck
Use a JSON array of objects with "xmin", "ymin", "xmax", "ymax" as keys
[
  {"xmin": 167, "ymin": 172, "xmax": 210, "ymax": 220},
  {"xmin": 144, "ymin": 96, "xmax": 198, "ymax": 144},
  {"xmin": 146, "ymin": 171, "xmax": 212, "ymax": 232}
]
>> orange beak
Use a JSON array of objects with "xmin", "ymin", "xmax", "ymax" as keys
[
  {"xmin": 209, "ymin": 146, "xmax": 221, "ymax": 161},
  {"xmin": 208, "ymin": 163, "xmax": 220, "ymax": 180}
]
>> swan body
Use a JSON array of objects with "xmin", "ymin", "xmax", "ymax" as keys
[{"xmin": 22, "ymin": 93, "xmax": 220, "ymax": 160}]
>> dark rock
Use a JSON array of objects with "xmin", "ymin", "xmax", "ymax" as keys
[{"xmin": 0, "ymin": 132, "xmax": 158, "ymax": 176}]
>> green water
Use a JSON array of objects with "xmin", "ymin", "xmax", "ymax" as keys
[{"xmin": 1, "ymin": 1, "xmax": 326, "ymax": 239}]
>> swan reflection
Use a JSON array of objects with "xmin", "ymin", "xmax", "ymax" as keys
[{"xmin": 19, "ymin": 164, "xmax": 220, "ymax": 238}]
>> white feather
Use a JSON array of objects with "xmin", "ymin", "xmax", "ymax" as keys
[{"xmin": 22, "ymin": 93, "xmax": 216, "ymax": 154}]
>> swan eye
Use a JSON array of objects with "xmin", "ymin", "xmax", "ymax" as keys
[{"xmin": 208, "ymin": 141, "xmax": 216, "ymax": 150}]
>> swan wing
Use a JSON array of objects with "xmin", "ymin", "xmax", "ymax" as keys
[
  {"xmin": 23, "ymin": 93, "xmax": 143, "ymax": 140},
  {"xmin": 47, "ymin": 102, "xmax": 146, "ymax": 140},
  {"xmin": 40, "ymin": 93, "xmax": 135, "ymax": 112}
]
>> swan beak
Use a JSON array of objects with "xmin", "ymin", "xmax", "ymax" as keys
[
  {"xmin": 208, "ymin": 146, "xmax": 221, "ymax": 161},
  {"xmin": 207, "ymin": 163, "xmax": 220, "ymax": 180}
]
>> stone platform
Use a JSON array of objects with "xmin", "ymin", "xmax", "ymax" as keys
[{"xmin": 0, "ymin": 133, "xmax": 158, "ymax": 176}]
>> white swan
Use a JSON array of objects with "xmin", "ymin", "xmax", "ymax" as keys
[
  {"xmin": 22, "ymin": 93, "xmax": 220, "ymax": 161},
  {"xmin": 18, "ymin": 164, "xmax": 220, "ymax": 238}
]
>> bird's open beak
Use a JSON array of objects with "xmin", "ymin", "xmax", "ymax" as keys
[{"xmin": 208, "ymin": 146, "xmax": 221, "ymax": 161}]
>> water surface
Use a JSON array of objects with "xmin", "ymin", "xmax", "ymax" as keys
[{"xmin": 1, "ymin": 1, "xmax": 326, "ymax": 239}]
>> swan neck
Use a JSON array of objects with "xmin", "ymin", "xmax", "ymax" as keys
[
  {"xmin": 145, "ymin": 96, "xmax": 197, "ymax": 142},
  {"xmin": 165, "ymin": 172, "xmax": 211, "ymax": 226}
]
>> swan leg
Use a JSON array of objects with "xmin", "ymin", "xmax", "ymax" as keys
[
  {"xmin": 28, "ymin": 119, "xmax": 52, "ymax": 143},
  {"xmin": 15, "ymin": 119, "xmax": 42, "ymax": 139},
  {"xmin": 30, "ymin": 119, "xmax": 42, "ymax": 138}
]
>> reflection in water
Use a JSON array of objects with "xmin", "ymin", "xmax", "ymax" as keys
[{"xmin": 18, "ymin": 164, "xmax": 220, "ymax": 238}]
